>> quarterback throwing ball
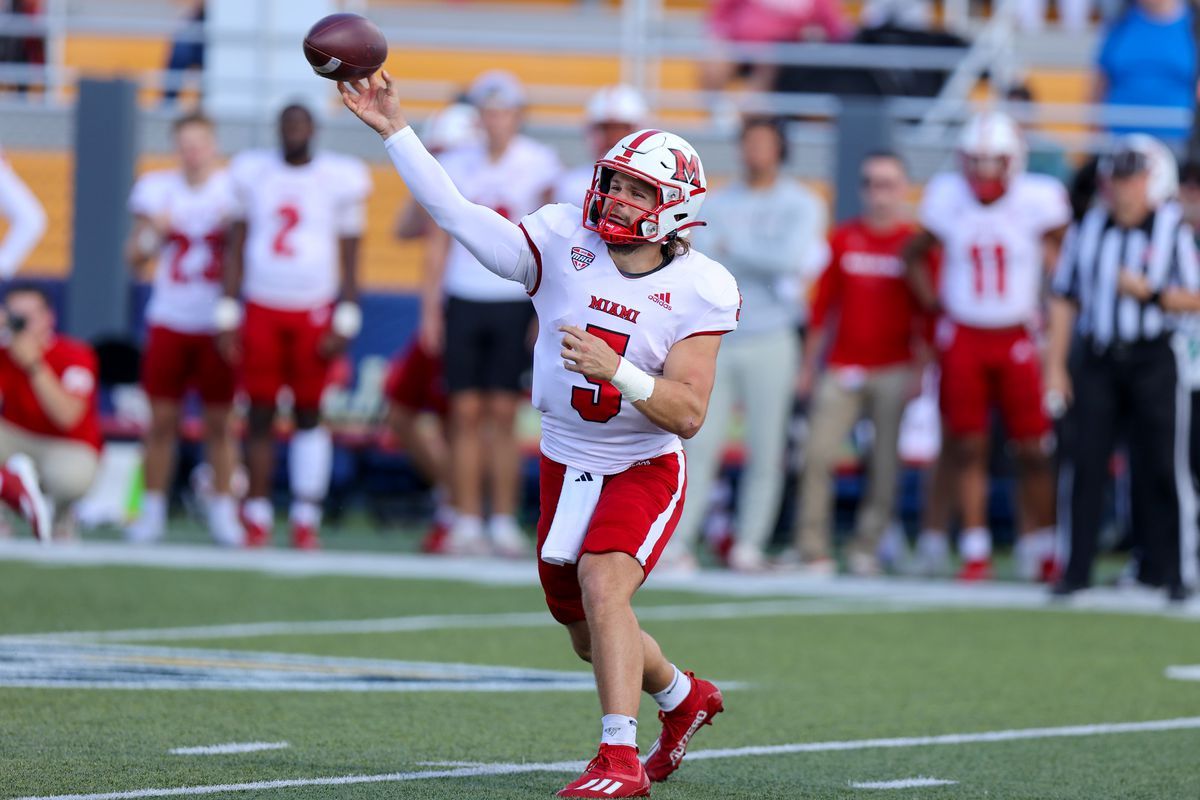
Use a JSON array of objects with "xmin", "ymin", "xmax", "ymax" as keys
[{"xmin": 341, "ymin": 71, "xmax": 740, "ymax": 798}]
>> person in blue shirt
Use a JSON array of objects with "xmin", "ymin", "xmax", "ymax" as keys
[{"xmin": 1095, "ymin": 0, "xmax": 1197, "ymax": 141}]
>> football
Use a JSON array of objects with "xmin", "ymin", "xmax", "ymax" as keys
[{"xmin": 302, "ymin": 13, "xmax": 388, "ymax": 82}]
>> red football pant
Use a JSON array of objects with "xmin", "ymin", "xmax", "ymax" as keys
[
  {"xmin": 536, "ymin": 451, "xmax": 686, "ymax": 625},
  {"xmin": 240, "ymin": 302, "xmax": 333, "ymax": 412},
  {"xmin": 141, "ymin": 325, "xmax": 236, "ymax": 405},
  {"xmin": 939, "ymin": 323, "xmax": 1049, "ymax": 440}
]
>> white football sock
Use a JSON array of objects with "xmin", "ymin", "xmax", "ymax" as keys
[
  {"xmin": 958, "ymin": 527, "xmax": 992, "ymax": 562},
  {"xmin": 207, "ymin": 494, "xmax": 243, "ymax": 547},
  {"xmin": 289, "ymin": 426, "xmax": 332, "ymax": 501},
  {"xmin": 1015, "ymin": 527, "xmax": 1057, "ymax": 580},
  {"xmin": 600, "ymin": 714, "xmax": 638, "ymax": 749},
  {"xmin": 243, "ymin": 496, "xmax": 274, "ymax": 528},
  {"xmin": 652, "ymin": 665, "xmax": 692, "ymax": 713},
  {"xmin": 290, "ymin": 499, "xmax": 322, "ymax": 528},
  {"xmin": 139, "ymin": 491, "xmax": 166, "ymax": 531}
]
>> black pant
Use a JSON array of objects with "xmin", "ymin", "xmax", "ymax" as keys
[{"xmin": 1065, "ymin": 338, "xmax": 1183, "ymax": 588}]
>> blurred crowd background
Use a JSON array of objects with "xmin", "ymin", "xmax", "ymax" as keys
[{"xmin": 1, "ymin": 0, "xmax": 1199, "ymax": 599}]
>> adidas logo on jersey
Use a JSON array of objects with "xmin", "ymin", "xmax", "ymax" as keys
[
  {"xmin": 589, "ymin": 295, "xmax": 641, "ymax": 324},
  {"xmin": 574, "ymin": 472, "xmax": 595, "ymax": 483},
  {"xmin": 648, "ymin": 291, "xmax": 672, "ymax": 310}
]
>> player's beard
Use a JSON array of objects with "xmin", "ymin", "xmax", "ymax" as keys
[{"xmin": 605, "ymin": 241, "xmax": 654, "ymax": 258}]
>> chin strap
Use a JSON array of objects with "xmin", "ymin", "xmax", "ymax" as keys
[{"xmin": 596, "ymin": 218, "xmax": 640, "ymax": 244}]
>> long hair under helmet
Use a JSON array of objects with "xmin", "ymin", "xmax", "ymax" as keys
[{"xmin": 583, "ymin": 128, "xmax": 707, "ymax": 246}]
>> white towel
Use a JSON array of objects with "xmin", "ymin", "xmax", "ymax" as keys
[{"xmin": 540, "ymin": 467, "xmax": 604, "ymax": 565}]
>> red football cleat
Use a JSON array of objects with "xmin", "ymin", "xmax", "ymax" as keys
[
  {"xmin": 557, "ymin": 744, "xmax": 649, "ymax": 798},
  {"xmin": 644, "ymin": 672, "xmax": 724, "ymax": 782},
  {"xmin": 240, "ymin": 512, "xmax": 271, "ymax": 548},
  {"xmin": 957, "ymin": 559, "xmax": 993, "ymax": 582},
  {"xmin": 291, "ymin": 523, "xmax": 321, "ymax": 550},
  {"xmin": 1039, "ymin": 556, "xmax": 1062, "ymax": 585},
  {"xmin": 419, "ymin": 520, "xmax": 450, "ymax": 554}
]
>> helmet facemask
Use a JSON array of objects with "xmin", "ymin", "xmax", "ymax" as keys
[
  {"xmin": 961, "ymin": 152, "xmax": 1012, "ymax": 204},
  {"xmin": 584, "ymin": 164, "xmax": 687, "ymax": 245}
]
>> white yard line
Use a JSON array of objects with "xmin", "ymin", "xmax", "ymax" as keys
[
  {"xmin": 1, "ymin": 540, "xmax": 1198, "ymax": 620},
  {"xmin": 850, "ymin": 777, "xmax": 958, "ymax": 789},
  {"xmin": 1, "ymin": 599, "xmax": 917, "ymax": 645},
  {"xmin": 169, "ymin": 743, "xmax": 289, "ymax": 756},
  {"xmin": 1166, "ymin": 665, "xmax": 1200, "ymax": 681},
  {"xmin": 10, "ymin": 716, "xmax": 1200, "ymax": 800}
]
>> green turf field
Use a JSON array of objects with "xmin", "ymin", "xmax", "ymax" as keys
[{"xmin": 1, "ymin": 547, "xmax": 1199, "ymax": 800}]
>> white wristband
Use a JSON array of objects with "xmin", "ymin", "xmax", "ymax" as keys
[
  {"xmin": 332, "ymin": 301, "xmax": 363, "ymax": 338},
  {"xmin": 611, "ymin": 357, "xmax": 655, "ymax": 403},
  {"xmin": 213, "ymin": 297, "xmax": 243, "ymax": 332}
]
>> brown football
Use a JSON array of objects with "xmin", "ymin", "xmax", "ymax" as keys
[{"xmin": 303, "ymin": 13, "xmax": 387, "ymax": 82}]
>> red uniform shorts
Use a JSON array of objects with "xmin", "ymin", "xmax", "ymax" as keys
[
  {"xmin": 384, "ymin": 340, "xmax": 449, "ymax": 418},
  {"xmin": 536, "ymin": 450, "xmax": 686, "ymax": 625},
  {"xmin": 939, "ymin": 323, "xmax": 1048, "ymax": 440},
  {"xmin": 141, "ymin": 325, "xmax": 236, "ymax": 405},
  {"xmin": 240, "ymin": 302, "xmax": 333, "ymax": 412}
]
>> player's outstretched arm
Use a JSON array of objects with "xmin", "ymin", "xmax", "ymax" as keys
[
  {"xmin": 561, "ymin": 326, "xmax": 720, "ymax": 439},
  {"xmin": 340, "ymin": 71, "xmax": 535, "ymax": 291}
]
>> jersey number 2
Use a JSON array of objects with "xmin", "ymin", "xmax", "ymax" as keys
[
  {"xmin": 273, "ymin": 205, "xmax": 300, "ymax": 256},
  {"xmin": 570, "ymin": 325, "xmax": 632, "ymax": 424}
]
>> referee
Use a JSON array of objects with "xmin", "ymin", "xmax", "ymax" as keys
[{"xmin": 1046, "ymin": 135, "xmax": 1200, "ymax": 602}]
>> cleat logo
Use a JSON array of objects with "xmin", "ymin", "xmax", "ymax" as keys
[{"xmin": 669, "ymin": 710, "xmax": 708, "ymax": 764}]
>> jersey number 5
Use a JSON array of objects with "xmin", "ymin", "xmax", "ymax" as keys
[{"xmin": 570, "ymin": 325, "xmax": 632, "ymax": 424}]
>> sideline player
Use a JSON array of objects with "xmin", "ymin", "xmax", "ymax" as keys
[
  {"xmin": 124, "ymin": 112, "xmax": 242, "ymax": 546},
  {"xmin": 220, "ymin": 104, "xmax": 371, "ymax": 549},
  {"xmin": 905, "ymin": 110, "xmax": 1070, "ymax": 581},
  {"xmin": 426, "ymin": 71, "xmax": 560, "ymax": 557},
  {"xmin": 386, "ymin": 102, "xmax": 483, "ymax": 552},
  {"xmin": 341, "ymin": 71, "xmax": 739, "ymax": 797}
]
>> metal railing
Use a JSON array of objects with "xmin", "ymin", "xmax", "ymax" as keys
[{"xmin": 0, "ymin": 0, "xmax": 1190, "ymax": 163}]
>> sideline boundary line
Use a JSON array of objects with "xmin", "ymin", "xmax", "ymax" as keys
[
  {"xmin": 11, "ymin": 716, "xmax": 1200, "ymax": 800},
  {"xmin": 0, "ymin": 599, "xmax": 919, "ymax": 644},
  {"xmin": 1, "ymin": 540, "xmax": 1197, "ymax": 620}
]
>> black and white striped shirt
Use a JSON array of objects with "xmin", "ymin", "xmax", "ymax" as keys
[{"xmin": 1052, "ymin": 201, "xmax": 1200, "ymax": 347}]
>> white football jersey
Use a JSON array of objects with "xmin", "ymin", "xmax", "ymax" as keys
[
  {"xmin": 520, "ymin": 203, "xmax": 741, "ymax": 475},
  {"xmin": 229, "ymin": 150, "xmax": 371, "ymax": 310},
  {"xmin": 129, "ymin": 169, "xmax": 238, "ymax": 333},
  {"xmin": 439, "ymin": 136, "xmax": 561, "ymax": 302},
  {"xmin": 921, "ymin": 172, "xmax": 1070, "ymax": 328}
]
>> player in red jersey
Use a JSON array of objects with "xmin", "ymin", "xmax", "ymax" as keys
[
  {"xmin": 342, "ymin": 71, "xmax": 738, "ymax": 797},
  {"xmin": 795, "ymin": 151, "xmax": 928, "ymax": 575}
]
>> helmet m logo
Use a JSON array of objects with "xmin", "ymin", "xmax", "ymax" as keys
[{"xmin": 669, "ymin": 149, "xmax": 702, "ymax": 188}]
